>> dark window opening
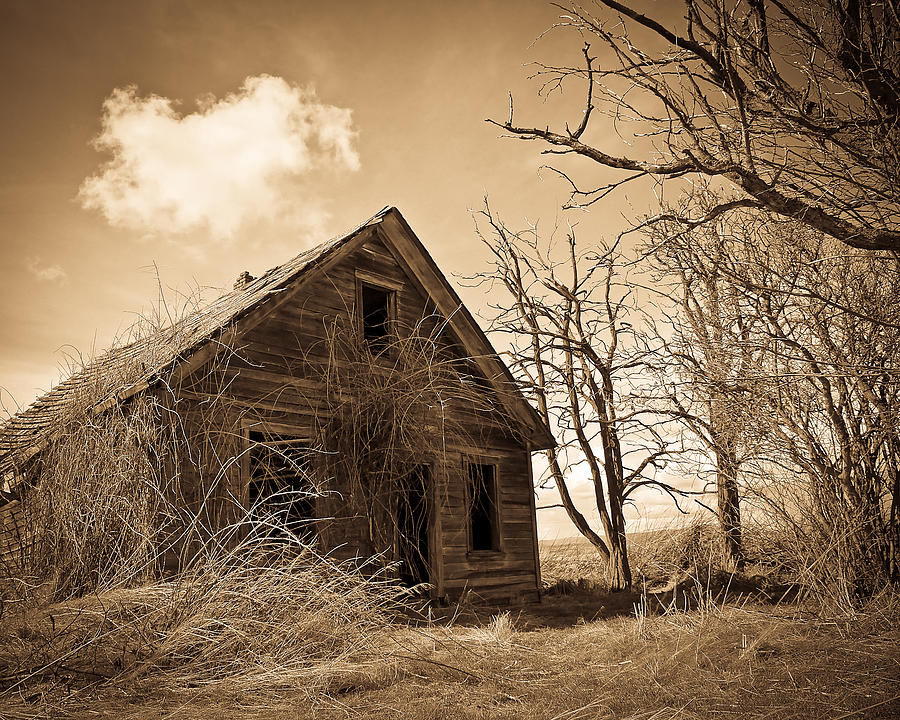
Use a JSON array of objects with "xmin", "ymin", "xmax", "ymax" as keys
[
  {"xmin": 361, "ymin": 283, "xmax": 393, "ymax": 349},
  {"xmin": 248, "ymin": 431, "xmax": 316, "ymax": 535},
  {"xmin": 468, "ymin": 463, "xmax": 499, "ymax": 551}
]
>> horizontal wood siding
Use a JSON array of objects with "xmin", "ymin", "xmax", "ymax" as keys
[
  {"xmin": 437, "ymin": 446, "xmax": 539, "ymax": 600},
  {"xmin": 175, "ymin": 235, "xmax": 540, "ymax": 601}
]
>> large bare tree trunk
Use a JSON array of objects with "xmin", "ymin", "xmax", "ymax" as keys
[
  {"xmin": 606, "ymin": 513, "xmax": 631, "ymax": 591},
  {"xmin": 715, "ymin": 448, "xmax": 743, "ymax": 571}
]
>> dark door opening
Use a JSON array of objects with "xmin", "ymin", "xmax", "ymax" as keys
[{"xmin": 397, "ymin": 465, "xmax": 430, "ymax": 587}]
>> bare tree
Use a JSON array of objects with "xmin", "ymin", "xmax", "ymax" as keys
[
  {"xmin": 654, "ymin": 206, "xmax": 900, "ymax": 595},
  {"xmin": 490, "ymin": 0, "xmax": 900, "ymax": 252},
  {"xmin": 474, "ymin": 204, "xmax": 681, "ymax": 590},
  {"xmin": 744, "ymin": 227, "xmax": 899, "ymax": 593},
  {"xmin": 645, "ymin": 197, "xmax": 767, "ymax": 570}
]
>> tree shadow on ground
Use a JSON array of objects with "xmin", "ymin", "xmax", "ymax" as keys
[{"xmin": 417, "ymin": 572, "xmax": 801, "ymax": 630}]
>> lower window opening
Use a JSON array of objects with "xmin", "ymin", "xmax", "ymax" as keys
[
  {"xmin": 468, "ymin": 462, "xmax": 499, "ymax": 552},
  {"xmin": 248, "ymin": 431, "xmax": 317, "ymax": 538}
]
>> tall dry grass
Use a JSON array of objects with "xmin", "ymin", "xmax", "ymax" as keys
[
  {"xmin": 0, "ymin": 293, "xmax": 479, "ymax": 702},
  {"xmin": 9, "ymin": 395, "xmax": 171, "ymax": 600},
  {"xmin": 0, "ymin": 288, "xmax": 221, "ymax": 602},
  {"xmin": 746, "ymin": 473, "xmax": 899, "ymax": 614},
  {"xmin": 0, "ymin": 524, "xmax": 409, "ymax": 703},
  {"xmin": 540, "ymin": 520, "xmax": 741, "ymax": 595},
  {"xmin": 539, "ymin": 516, "xmax": 896, "ymax": 621}
]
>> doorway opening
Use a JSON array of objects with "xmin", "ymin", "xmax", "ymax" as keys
[{"xmin": 397, "ymin": 465, "xmax": 430, "ymax": 587}]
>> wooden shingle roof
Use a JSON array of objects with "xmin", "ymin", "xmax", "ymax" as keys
[
  {"xmin": 0, "ymin": 208, "xmax": 392, "ymax": 477},
  {"xmin": 0, "ymin": 206, "xmax": 554, "ymax": 478}
]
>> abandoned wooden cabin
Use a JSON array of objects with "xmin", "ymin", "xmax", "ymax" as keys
[{"xmin": 0, "ymin": 207, "xmax": 554, "ymax": 603}]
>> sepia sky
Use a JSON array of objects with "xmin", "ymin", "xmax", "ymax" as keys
[{"xmin": 0, "ymin": 0, "xmax": 693, "ymax": 537}]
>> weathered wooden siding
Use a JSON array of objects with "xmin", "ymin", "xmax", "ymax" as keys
[
  {"xmin": 0, "ymin": 497, "xmax": 27, "ymax": 574},
  {"xmin": 175, "ymin": 232, "xmax": 541, "ymax": 602},
  {"xmin": 437, "ymin": 445, "xmax": 541, "ymax": 603}
]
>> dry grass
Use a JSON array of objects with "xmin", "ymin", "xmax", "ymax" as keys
[
  {"xmin": 366, "ymin": 594, "xmax": 900, "ymax": 720},
  {"xmin": 540, "ymin": 523, "xmax": 735, "ymax": 593},
  {"xmin": 0, "ymin": 529, "xmax": 410, "ymax": 715},
  {"xmin": 2, "ymin": 531, "xmax": 898, "ymax": 720},
  {"xmin": 5, "ymin": 590, "xmax": 897, "ymax": 719},
  {"xmin": 540, "ymin": 522, "xmax": 809, "ymax": 606}
]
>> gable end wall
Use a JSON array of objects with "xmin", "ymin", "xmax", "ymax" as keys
[{"xmin": 176, "ymin": 234, "xmax": 541, "ymax": 603}]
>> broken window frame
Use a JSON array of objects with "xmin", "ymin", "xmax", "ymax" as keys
[
  {"xmin": 245, "ymin": 430, "xmax": 318, "ymax": 539},
  {"xmin": 355, "ymin": 272, "xmax": 400, "ymax": 353}
]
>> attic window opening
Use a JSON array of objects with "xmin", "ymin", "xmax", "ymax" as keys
[{"xmin": 361, "ymin": 283, "xmax": 394, "ymax": 349}]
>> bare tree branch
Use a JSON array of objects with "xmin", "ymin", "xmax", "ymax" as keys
[{"xmin": 490, "ymin": 0, "xmax": 900, "ymax": 251}]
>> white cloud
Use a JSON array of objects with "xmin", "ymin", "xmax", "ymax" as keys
[
  {"xmin": 25, "ymin": 257, "xmax": 67, "ymax": 283},
  {"xmin": 79, "ymin": 75, "xmax": 360, "ymax": 241}
]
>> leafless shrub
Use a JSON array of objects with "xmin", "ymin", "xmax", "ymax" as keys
[
  {"xmin": 15, "ymin": 395, "xmax": 170, "ymax": 599},
  {"xmin": 0, "ymin": 306, "xmax": 420, "ymax": 699},
  {"xmin": 747, "ymin": 468, "xmax": 897, "ymax": 614},
  {"xmin": 302, "ymin": 311, "xmax": 515, "ymax": 569},
  {"xmin": 641, "ymin": 183, "xmax": 899, "ymax": 607}
]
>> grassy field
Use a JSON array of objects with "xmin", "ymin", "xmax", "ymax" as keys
[{"xmin": 1, "ymin": 531, "xmax": 898, "ymax": 719}]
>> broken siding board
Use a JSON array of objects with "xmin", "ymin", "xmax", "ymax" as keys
[
  {"xmin": 442, "ymin": 557, "xmax": 536, "ymax": 575},
  {"xmin": 498, "ymin": 507, "xmax": 535, "ymax": 524},
  {"xmin": 221, "ymin": 368, "xmax": 321, "ymax": 392},
  {"xmin": 344, "ymin": 248, "xmax": 409, "ymax": 283},
  {"xmin": 442, "ymin": 574, "xmax": 537, "ymax": 588},
  {"xmin": 360, "ymin": 236, "xmax": 400, "ymax": 263},
  {"xmin": 177, "ymin": 391, "xmax": 320, "ymax": 419},
  {"xmin": 231, "ymin": 352, "xmax": 306, "ymax": 376},
  {"xmin": 213, "ymin": 380, "xmax": 316, "ymax": 402},
  {"xmin": 442, "ymin": 541, "xmax": 536, "ymax": 560}
]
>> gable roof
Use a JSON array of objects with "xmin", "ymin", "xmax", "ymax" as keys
[{"xmin": 0, "ymin": 207, "xmax": 554, "ymax": 478}]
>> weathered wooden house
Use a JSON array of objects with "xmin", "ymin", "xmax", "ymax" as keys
[{"xmin": 0, "ymin": 207, "xmax": 554, "ymax": 603}]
